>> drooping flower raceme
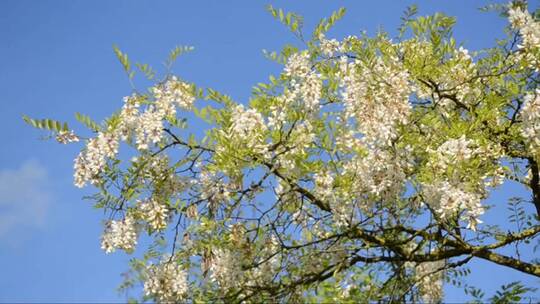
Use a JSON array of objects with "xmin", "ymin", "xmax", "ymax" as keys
[
  {"xmin": 144, "ymin": 260, "xmax": 189, "ymax": 302},
  {"xmin": 139, "ymin": 198, "xmax": 169, "ymax": 231},
  {"xmin": 74, "ymin": 131, "xmax": 119, "ymax": 188},
  {"xmin": 430, "ymin": 135, "xmax": 478, "ymax": 171},
  {"xmin": 415, "ymin": 260, "xmax": 445, "ymax": 303},
  {"xmin": 339, "ymin": 55, "xmax": 412, "ymax": 147},
  {"xmin": 508, "ymin": 5, "xmax": 540, "ymax": 51},
  {"xmin": 153, "ymin": 76, "xmax": 195, "ymax": 117},
  {"xmin": 520, "ymin": 90, "xmax": 540, "ymax": 153},
  {"xmin": 283, "ymin": 52, "xmax": 322, "ymax": 112},
  {"xmin": 55, "ymin": 130, "xmax": 79, "ymax": 144},
  {"xmin": 508, "ymin": 5, "xmax": 540, "ymax": 70},
  {"xmin": 209, "ymin": 248, "xmax": 242, "ymax": 290},
  {"xmin": 101, "ymin": 214, "xmax": 139, "ymax": 254},
  {"xmin": 424, "ymin": 181, "xmax": 484, "ymax": 231},
  {"xmin": 424, "ymin": 136, "xmax": 485, "ymax": 230}
]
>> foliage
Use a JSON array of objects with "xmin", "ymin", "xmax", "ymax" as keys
[{"xmin": 24, "ymin": 2, "xmax": 540, "ymax": 303}]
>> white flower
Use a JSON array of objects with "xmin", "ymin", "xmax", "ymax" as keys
[
  {"xmin": 284, "ymin": 52, "xmax": 311, "ymax": 79},
  {"xmin": 508, "ymin": 6, "xmax": 540, "ymax": 50},
  {"xmin": 520, "ymin": 90, "xmax": 540, "ymax": 153},
  {"xmin": 508, "ymin": 5, "xmax": 540, "ymax": 70},
  {"xmin": 314, "ymin": 171, "xmax": 334, "ymax": 200},
  {"xmin": 424, "ymin": 181, "xmax": 484, "ymax": 231},
  {"xmin": 319, "ymin": 34, "xmax": 342, "ymax": 57},
  {"xmin": 230, "ymin": 104, "xmax": 266, "ymax": 140},
  {"xmin": 135, "ymin": 108, "xmax": 164, "ymax": 150},
  {"xmin": 55, "ymin": 130, "xmax": 79, "ymax": 144},
  {"xmin": 139, "ymin": 198, "xmax": 169, "ymax": 231},
  {"xmin": 283, "ymin": 52, "xmax": 322, "ymax": 112},
  {"xmin": 340, "ymin": 55, "xmax": 411, "ymax": 146},
  {"xmin": 100, "ymin": 214, "xmax": 139, "ymax": 254},
  {"xmin": 415, "ymin": 260, "xmax": 445, "ymax": 303},
  {"xmin": 118, "ymin": 95, "xmax": 140, "ymax": 140},
  {"xmin": 152, "ymin": 76, "xmax": 195, "ymax": 117},
  {"xmin": 144, "ymin": 260, "xmax": 188, "ymax": 302},
  {"xmin": 73, "ymin": 132, "xmax": 119, "ymax": 188},
  {"xmin": 209, "ymin": 248, "xmax": 242, "ymax": 289},
  {"xmin": 431, "ymin": 135, "xmax": 478, "ymax": 171}
]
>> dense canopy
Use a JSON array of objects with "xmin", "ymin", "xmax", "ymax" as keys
[{"xmin": 25, "ymin": 2, "xmax": 540, "ymax": 303}]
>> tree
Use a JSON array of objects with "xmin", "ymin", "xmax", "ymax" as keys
[{"xmin": 24, "ymin": 2, "xmax": 540, "ymax": 303}]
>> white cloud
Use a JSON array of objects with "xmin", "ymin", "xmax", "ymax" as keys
[{"xmin": 0, "ymin": 159, "xmax": 52, "ymax": 237}]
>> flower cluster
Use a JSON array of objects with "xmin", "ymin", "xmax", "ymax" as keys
[
  {"xmin": 152, "ymin": 76, "xmax": 195, "ymax": 116},
  {"xmin": 508, "ymin": 5, "xmax": 540, "ymax": 51},
  {"xmin": 340, "ymin": 55, "xmax": 411, "ymax": 146},
  {"xmin": 138, "ymin": 198, "xmax": 169, "ymax": 231},
  {"xmin": 100, "ymin": 215, "xmax": 139, "ymax": 254},
  {"xmin": 508, "ymin": 5, "xmax": 540, "ymax": 70},
  {"xmin": 314, "ymin": 171, "xmax": 334, "ymax": 200},
  {"xmin": 283, "ymin": 52, "xmax": 322, "ymax": 112},
  {"xmin": 55, "ymin": 130, "xmax": 79, "ymax": 144},
  {"xmin": 344, "ymin": 146, "xmax": 412, "ymax": 203},
  {"xmin": 319, "ymin": 34, "xmax": 342, "ymax": 57},
  {"xmin": 135, "ymin": 109, "xmax": 164, "ymax": 150},
  {"xmin": 73, "ymin": 78, "xmax": 195, "ymax": 186},
  {"xmin": 230, "ymin": 104, "xmax": 267, "ymax": 141},
  {"xmin": 424, "ymin": 181, "xmax": 484, "ymax": 231},
  {"xmin": 520, "ymin": 90, "xmax": 540, "ymax": 153},
  {"xmin": 144, "ymin": 260, "xmax": 189, "ymax": 302},
  {"xmin": 415, "ymin": 260, "xmax": 445, "ymax": 303},
  {"xmin": 118, "ymin": 95, "xmax": 140, "ymax": 140},
  {"xmin": 424, "ymin": 136, "xmax": 486, "ymax": 230},
  {"xmin": 209, "ymin": 248, "xmax": 242, "ymax": 290},
  {"xmin": 430, "ymin": 136, "xmax": 478, "ymax": 171},
  {"xmin": 74, "ymin": 131, "xmax": 119, "ymax": 188}
]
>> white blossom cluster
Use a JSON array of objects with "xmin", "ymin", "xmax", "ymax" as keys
[
  {"xmin": 55, "ymin": 130, "xmax": 79, "ymax": 144},
  {"xmin": 138, "ymin": 198, "xmax": 169, "ymax": 231},
  {"xmin": 209, "ymin": 248, "xmax": 242, "ymax": 290},
  {"xmin": 344, "ymin": 146, "xmax": 412, "ymax": 203},
  {"xmin": 314, "ymin": 171, "xmax": 352, "ymax": 227},
  {"xmin": 230, "ymin": 104, "xmax": 267, "ymax": 143},
  {"xmin": 283, "ymin": 52, "xmax": 322, "ymax": 112},
  {"xmin": 74, "ymin": 131, "xmax": 119, "ymax": 188},
  {"xmin": 274, "ymin": 121, "xmax": 316, "ymax": 172},
  {"xmin": 508, "ymin": 5, "xmax": 540, "ymax": 70},
  {"xmin": 314, "ymin": 171, "xmax": 334, "ymax": 200},
  {"xmin": 339, "ymin": 55, "xmax": 412, "ymax": 146},
  {"xmin": 198, "ymin": 170, "xmax": 233, "ymax": 207},
  {"xmin": 415, "ymin": 260, "xmax": 445, "ymax": 303},
  {"xmin": 135, "ymin": 109, "xmax": 164, "ymax": 150},
  {"xmin": 319, "ymin": 34, "xmax": 343, "ymax": 57},
  {"xmin": 118, "ymin": 95, "xmax": 140, "ymax": 140},
  {"xmin": 144, "ymin": 261, "xmax": 189, "ymax": 302},
  {"xmin": 424, "ymin": 181, "xmax": 484, "ymax": 231},
  {"xmin": 101, "ymin": 214, "xmax": 139, "ymax": 254},
  {"xmin": 508, "ymin": 5, "xmax": 540, "ymax": 51},
  {"xmin": 520, "ymin": 90, "xmax": 540, "ymax": 153},
  {"xmin": 248, "ymin": 236, "xmax": 281, "ymax": 286},
  {"xmin": 73, "ymin": 79, "xmax": 194, "ymax": 186},
  {"xmin": 152, "ymin": 76, "xmax": 195, "ymax": 116},
  {"xmin": 425, "ymin": 136, "xmax": 485, "ymax": 230},
  {"xmin": 450, "ymin": 47, "xmax": 481, "ymax": 105},
  {"xmin": 430, "ymin": 135, "xmax": 478, "ymax": 171}
]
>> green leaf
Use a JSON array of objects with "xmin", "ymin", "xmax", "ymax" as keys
[
  {"xmin": 75, "ymin": 112, "xmax": 101, "ymax": 132},
  {"xmin": 22, "ymin": 115, "xmax": 69, "ymax": 133},
  {"xmin": 166, "ymin": 45, "xmax": 194, "ymax": 68},
  {"xmin": 113, "ymin": 44, "xmax": 131, "ymax": 74}
]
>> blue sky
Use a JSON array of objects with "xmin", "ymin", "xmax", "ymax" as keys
[{"xmin": 0, "ymin": 0, "xmax": 538, "ymax": 302}]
